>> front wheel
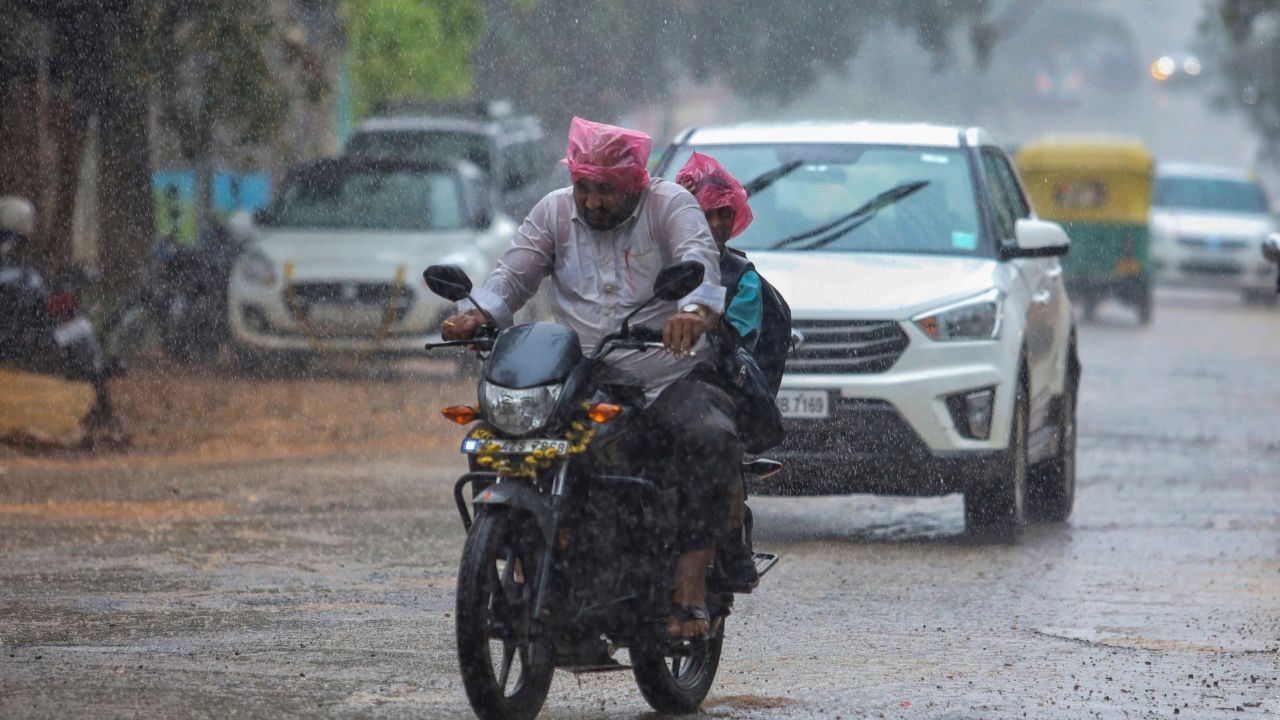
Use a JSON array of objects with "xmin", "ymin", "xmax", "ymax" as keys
[
  {"xmin": 1028, "ymin": 382, "xmax": 1076, "ymax": 522},
  {"xmin": 964, "ymin": 379, "xmax": 1028, "ymax": 543},
  {"xmin": 456, "ymin": 509, "xmax": 554, "ymax": 720},
  {"xmin": 631, "ymin": 617, "xmax": 725, "ymax": 714}
]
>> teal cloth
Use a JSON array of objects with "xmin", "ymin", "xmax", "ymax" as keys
[{"xmin": 727, "ymin": 269, "xmax": 763, "ymax": 351}]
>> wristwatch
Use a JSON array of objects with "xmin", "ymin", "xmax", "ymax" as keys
[{"xmin": 680, "ymin": 303, "xmax": 712, "ymax": 321}]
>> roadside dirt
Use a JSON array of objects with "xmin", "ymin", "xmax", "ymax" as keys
[{"xmin": 0, "ymin": 353, "xmax": 473, "ymax": 470}]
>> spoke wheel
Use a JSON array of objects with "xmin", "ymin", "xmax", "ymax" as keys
[
  {"xmin": 631, "ymin": 617, "xmax": 724, "ymax": 714},
  {"xmin": 456, "ymin": 510, "xmax": 553, "ymax": 720}
]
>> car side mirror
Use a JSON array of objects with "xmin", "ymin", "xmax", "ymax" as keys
[
  {"xmin": 423, "ymin": 264, "xmax": 474, "ymax": 302},
  {"xmin": 652, "ymin": 261, "xmax": 705, "ymax": 301},
  {"xmin": 1005, "ymin": 218, "xmax": 1071, "ymax": 259},
  {"xmin": 1262, "ymin": 233, "xmax": 1280, "ymax": 264}
]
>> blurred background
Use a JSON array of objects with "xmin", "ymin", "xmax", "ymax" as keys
[{"xmin": 1, "ymin": 0, "xmax": 1276, "ymax": 289}]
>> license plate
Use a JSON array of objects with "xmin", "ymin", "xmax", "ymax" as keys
[
  {"xmin": 53, "ymin": 317, "xmax": 94, "ymax": 347},
  {"xmin": 776, "ymin": 390, "xmax": 830, "ymax": 419},
  {"xmin": 1114, "ymin": 258, "xmax": 1142, "ymax": 277},
  {"xmin": 308, "ymin": 304, "xmax": 381, "ymax": 329},
  {"xmin": 460, "ymin": 438, "xmax": 570, "ymax": 455}
]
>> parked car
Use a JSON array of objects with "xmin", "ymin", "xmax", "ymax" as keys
[
  {"xmin": 655, "ymin": 122, "xmax": 1079, "ymax": 542},
  {"xmin": 342, "ymin": 99, "xmax": 559, "ymax": 219},
  {"xmin": 226, "ymin": 157, "xmax": 515, "ymax": 371},
  {"xmin": 1149, "ymin": 163, "xmax": 1279, "ymax": 304}
]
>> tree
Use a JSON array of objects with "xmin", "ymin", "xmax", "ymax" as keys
[
  {"xmin": 1203, "ymin": 0, "xmax": 1280, "ymax": 154},
  {"xmin": 470, "ymin": 0, "xmax": 994, "ymax": 133},
  {"xmin": 0, "ymin": 0, "xmax": 324, "ymax": 293},
  {"xmin": 342, "ymin": 0, "xmax": 481, "ymax": 120}
]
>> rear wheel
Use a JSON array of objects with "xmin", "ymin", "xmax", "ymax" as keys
[
  {"xmin": 631, "ymin": 615, "xmax": 725, "ymax": 714},
  {"xmin": 965, "ymin": 379, "xmax": 1028, "ymax": 543},
  {"xmin": 456, "ymin": 510, "xmax": 554, "ymax": 720},
  {"xmin": 1028, "ymin": 381, "xmax": 1076, "ymax": 522}
]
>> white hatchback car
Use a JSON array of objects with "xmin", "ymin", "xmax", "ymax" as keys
[
  {"xmin": 1149, "ymin": 163, "xmax": 1279, "ymax": 303},
  {"xmin": 227, "ymin": 157, "xmax": 515, "ymax": 368},
  {"xmin": 657, "ymin": 122, "xmax": 1079, "ymax": 541}
]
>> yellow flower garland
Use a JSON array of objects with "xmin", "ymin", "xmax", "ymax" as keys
[{"xmin": 470, "ymin": 403, "xmax": 599, "ymax": 477}]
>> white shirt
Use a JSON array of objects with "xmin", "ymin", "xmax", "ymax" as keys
[{"xmin": 465, "ymin": 178, "xmax": 725, "ymax": 401}]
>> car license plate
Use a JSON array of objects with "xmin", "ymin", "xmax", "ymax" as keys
[
  {"xmin": 53, "ymin": 317, "xmax": 94, "ymax": 347},
  {"xmin": 309, "ymin": 304, "xmax": 380, "ymax": 329},
  {"xmin": 460, "ymin": 438, "xmax": 570, "ymax": 455},
  {"xmin": 776, "ymin": 390, "xmax": 830, "ymax": 419}
]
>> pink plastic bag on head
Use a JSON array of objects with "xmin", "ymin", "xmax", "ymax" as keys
[
  {"xmin": 675, "ymin": 152, "xmax": 753, "ymax": 239},
  {"xmin": 562, "ymin": 116, "xmax": 653, "ymax": 195}
]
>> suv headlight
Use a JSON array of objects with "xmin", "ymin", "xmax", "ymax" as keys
[
  {"xmin": 913, "ymin": 289, "xmax": 1003, "ymax": 341},
  {"xmin": 238, "ymin": 248, "xmax": 277, "ymax": 286},
  {"xmin": 480, "ymin": 381, "xmax": 563, "ymax": 436}
]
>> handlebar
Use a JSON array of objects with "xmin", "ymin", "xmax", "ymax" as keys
[{"xmin": 423, "ymin": 322, "xmax": 497, "ymax": 351}]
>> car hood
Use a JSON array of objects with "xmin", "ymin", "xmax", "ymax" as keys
[
  {"xmin": 1150, "ymin": 209, "xmax": 1275, "ymax": 239},
  {"xmin": 748, "ymin": 251, "xmax": 1003, "ymax": 319},
  {"xmin": 247, "ymin": 227, "xmax": 481, "ymax": 280}
]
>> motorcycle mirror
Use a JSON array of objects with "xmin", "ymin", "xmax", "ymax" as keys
[
  {"xmin": 652, "ymin": 261, "xmax": 705, "ymax": 302},
  {"xmin": 1262, "ymin": 233, "xmax": 1280, "ymax": 264},
  {"xmin": 423, "ymin": 264, "xmax": 474, "ymax": 302}
]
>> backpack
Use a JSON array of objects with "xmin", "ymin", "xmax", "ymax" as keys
[
  {"xmin": 714, "ymin": 249, "xmax": 792, "ymax": 453},
  {"xmin": 719, "ymin": 249, "xmax": 792, "ymax": 395}
]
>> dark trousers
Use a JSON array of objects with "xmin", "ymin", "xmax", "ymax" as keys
[{"xmin": 641, "ymin": 375, "xmax": 743, "ymax": 552}]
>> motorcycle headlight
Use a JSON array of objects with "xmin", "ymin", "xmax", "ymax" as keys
[
  {"xmin": 480, "ymin": 381, "xmax": 563, "ymax": 436},
  {"xmin": 238, "ymin": 249, "xmax": 277, "ymax": 286},
  {"xmin": 913, "ymin": 289, "xmax": 1003, "ymax": 341}
]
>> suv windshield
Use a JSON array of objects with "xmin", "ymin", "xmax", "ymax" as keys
[
  {"xmin": 345, "ymin": 130, "xmax": 492, "ymax": 173},
  {"xmin": 1153, "ymin": 176, "xmax": 1269, "ymax": 213},
  {"xmin": 665, "ymin": 144, "xmax": 985, "ymax": 256},
  {"xmin": 267, "ymin": 164, "xmax": 467, "ymax": 232}
]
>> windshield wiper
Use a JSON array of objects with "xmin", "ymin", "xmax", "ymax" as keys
[
  {"xmin": 742, "ymin": 160, "xmax": 804, "ymax": 197},
  {"xmin": 767, "ymin": 180, "xmax": 930, "ymax": 251}
]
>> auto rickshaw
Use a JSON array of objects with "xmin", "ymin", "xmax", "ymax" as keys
[{"xmin": 1016, "ymin": 137, "xmax": 1155, "ymax": 323}]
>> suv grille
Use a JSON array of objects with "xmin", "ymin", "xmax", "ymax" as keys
[{"xmin": 788, "ymin": 319, "xmax": 908, "ymax": 374}]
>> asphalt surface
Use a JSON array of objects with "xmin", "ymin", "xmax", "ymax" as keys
[{"xmin": 2, "ymin": 287, "xmax": 1277, "ymax": 719}]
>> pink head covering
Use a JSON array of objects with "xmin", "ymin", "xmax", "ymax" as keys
[
  {"xmin": 675, "ymin": 152, "xmax": 753, "ymax": 239},
  {"xmin": 562, "ymin": 116, "xmax": 653, "ymax": 195}
]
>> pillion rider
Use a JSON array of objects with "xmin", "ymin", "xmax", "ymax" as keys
[
  {"xmin": 441, "ymin": 117, "xmax": 741, "ymax": 639},
  {"xmin": 676, "ymin": 152, "xmax": 763, "ymax": 589}
]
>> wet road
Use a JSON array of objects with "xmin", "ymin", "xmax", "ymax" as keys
[{"xmin": 2, "ymin": 288, "xmax": 1278, "ymax": 719}]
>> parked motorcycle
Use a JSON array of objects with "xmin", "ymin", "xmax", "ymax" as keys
[
  {"xmin": 101, "ymin": 223, "xmax": 236, "ymax": 365},
  {"xmin": 422, "ymin": 262, "xmax": 779, "ymax": 720},
  {"xmin": 1, "ymin": 226, "xmax": 117, "ymax": 432}
]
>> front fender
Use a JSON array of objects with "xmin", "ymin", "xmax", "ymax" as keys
[{"xmin": 472, "ymin": 477, "xmax": 556, "ymax": 543}]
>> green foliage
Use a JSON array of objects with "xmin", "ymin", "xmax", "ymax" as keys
[
  {"xmin": 1204, "ymin": 0, "xmax": 1280, "ymax": 147},
  {"xmin": 470, "ymin": 0, "xmax": 991, "ymax": 129},
  {"xmin": 343, "ymin": 0, "xmax": 482, "ymax": 120}
]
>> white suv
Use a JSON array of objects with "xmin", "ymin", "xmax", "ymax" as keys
[{"xmin": 657, "ymin": 122, "xmax": 1079, "ymax": 541}]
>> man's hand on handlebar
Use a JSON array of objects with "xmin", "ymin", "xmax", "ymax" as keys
[
  {"xmin": 663, "ymin": 311, "xmax": 711, "ymax": 357},
  {"xmin": 441, "ymin": 310, "xmax": 487, "ymax": 340}
]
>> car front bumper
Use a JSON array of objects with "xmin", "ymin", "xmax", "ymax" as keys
[
  {"xmin": 754, "ymin": 327, "xmax": 1018, "ymax": 497},
  {"xmin": 228, "ymin": 277, "xmax": 451, "ymax": 354}
]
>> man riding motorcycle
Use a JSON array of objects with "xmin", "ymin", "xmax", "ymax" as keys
[{"xmin": 441, "ymin": 116, "xmax": 737, "ymax": 639}]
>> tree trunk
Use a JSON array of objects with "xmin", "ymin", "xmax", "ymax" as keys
[
  {"xmin": 47, "ymin": 89, "xmax": 89, "ymax": 270},
  {"xmin": 97, "ymin": 83, "xmax": 153, "ymax": 297},
  {"xmin": 0, "ymin": 61, "xmax": 46, "ymax": 265}
]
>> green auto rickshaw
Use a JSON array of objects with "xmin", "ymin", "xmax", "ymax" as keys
[{"xmin": 1017, "ymin": 137, "xmax": 1155, "ymax": 323}]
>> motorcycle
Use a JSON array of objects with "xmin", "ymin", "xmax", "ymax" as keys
[
  {"xmin": 1, "ymin": 241, "xmax": 117, "ymax": 431},
  {"xmin": 422, "ymin": 262, "xmax": 780, "ymax": 720},
  {"xmin": 101, "ymin": 223, "xmax": 236, "ymax": 365}
]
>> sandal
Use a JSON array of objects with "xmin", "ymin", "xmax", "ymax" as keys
[{"xmin": 666, "ymin": 604, "xmax": 710, "ymax": 640}]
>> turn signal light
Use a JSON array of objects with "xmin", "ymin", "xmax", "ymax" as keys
[
  {"xmin": 441, "ymin": 405, "xmax": 480, "ymax": 424},
  {"xmin": 586, "ymin": 403, "xmax": 623, "ymax": 423}
]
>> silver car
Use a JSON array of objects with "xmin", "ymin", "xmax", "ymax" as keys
[{"xmin": 1149, "ymin": 164, "xmax": 1279, "ymax": 304}]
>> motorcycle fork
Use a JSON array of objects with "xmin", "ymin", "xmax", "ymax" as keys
[{"xmin": 532, "ymin": 462, "xmax": 570, "ymax": 624}]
